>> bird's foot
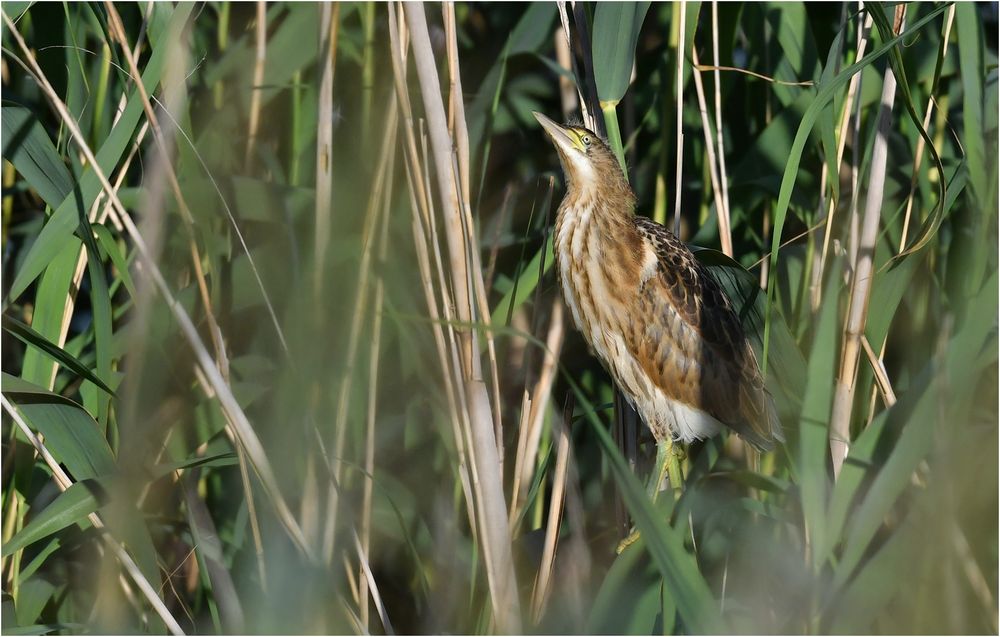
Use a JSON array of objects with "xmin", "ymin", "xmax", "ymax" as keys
[{"xmin": 615, "ymin": 528, "xmax": 641, "ymax": 554}]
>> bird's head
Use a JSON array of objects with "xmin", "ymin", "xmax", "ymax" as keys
[{"xmin": 532, "ymin": 111, "xmax": 632, "ymax": 204}]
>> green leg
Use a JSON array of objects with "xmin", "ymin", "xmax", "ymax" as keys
[
  {"xmin": 617, "ymin": 439, "xmax": 684, "ymax": 554},
  {"xmin": 647, "ymin": 438, "xmax": 672, "ymax": 501}
]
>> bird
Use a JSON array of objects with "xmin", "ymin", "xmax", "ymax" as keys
[{"xmin": 532, "ymin": 112, "xmax": 782, "ymax": 542}]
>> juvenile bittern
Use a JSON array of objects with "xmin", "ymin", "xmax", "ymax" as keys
[{"xmin": 534, "ymin": 112, "xmax": 782, "ymax": 542}]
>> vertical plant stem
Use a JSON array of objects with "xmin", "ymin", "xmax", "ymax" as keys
[
  {"xmin": 690, "ymin": 47, "xmax": 731, "ymax": 255},
  {"xmin": 214, "ymin": 2, "xmax": 229, "ymax": 109},
  {"xmin": 314, "ymin": 2, "xmax": 340, "ymax": 301},
  {"xmin": 711, "ymin": 1, "xmax": 732, "ymax": 248},
  {"xmin": 361, "ymin": 1, "xmax": 376, "ymax": 145},
  {"xmin": 601, "ymin": 102, "xmax": 628, "ymax": 176},
  {"xmin": 244, "ymin": 1, "xmax": 267, "ymax": 171},
  {"xmin": 358, "ymin": 106, "xmax": 394, "ymax": 631},
  {"xmin": 403, "ymin": 4, "xmax": 522, "ymax": 630},
  {"xmin": 830, "ymin": 5, "xmax": 904, "ymax": 479},
  {"xmin": 812, "ymin": 10, "xmax": 873, "ymax": 311},
  {"xmin": 531, "ymin": 368, "xmax": 570, "ymax": 622},
  {"xmin": 555, "ymin": 28, "xmax": 578, "ymax": 118},
  {"xmin": 511, "ymin": 298, "xmax": 566, "ymax": 523},
  {"xmin": 323, "ymin": 99, "xmax": 398, "ymax": 564},
  {"xmin": 672, "ymin": 0, "xmax": 686, "ymax": 236}
]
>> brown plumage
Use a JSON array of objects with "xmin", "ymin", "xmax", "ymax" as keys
[{"xmin": 534, "ymin": 112, "xmax": 782, "ymax": 451}]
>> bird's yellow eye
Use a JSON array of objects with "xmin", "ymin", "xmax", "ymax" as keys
[{"xmin": 582, "ymin": 135, "xmax": 591, "ymax": 146}]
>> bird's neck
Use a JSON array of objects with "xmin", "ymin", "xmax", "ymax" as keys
[{"xmin": 559, "ymin": 180, "xmax": 636, "ymax": 224}]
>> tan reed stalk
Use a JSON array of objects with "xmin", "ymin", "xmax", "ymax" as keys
[
  {"xmin": 444, "ymin": 1, "xmax": 505, "ymax": 474},
  {"xmin": 556, "ymin": 1, "xmax": 595, "ymax": 129},
  {"xmin": 513, "ymin": 298, "xmax": 566, "ymax": 520},
  {"xmin": 811, "ymin": 10, "xmax": 874, "ymax": 311},
  {"xmin": 691, "ymin": 46, "xmax": 732, "ymax": 256},
  {"xmin": 711, "ymin": 1, "xmax": 733, "ymax": 249},
  {"xmin": 403, "ymin": 3, "xmax": 522, "ymax": 629},
  {"xmin": 529, "ymin": 302, "xmax": 568, "ymax": 622},
  {"xmin": 244, "ymin": 1, "xmax": 267, "ymax": 170},
  {"xmin": 830, "ymin": 5, "xmax": 905, "ymax": 479},
  {"xmin": 314, "ymin": 2, "xmax": 341, "ymax": 301},
  {"xmin": 673, "ymin": 0, "xmax": 687, "ymax": 236},
  {"xmin": 387, "ymin": 1, "xmax": 478, "ymax": 548},
  {"xmin": 322, "ymin": 98, "xmax": 399, "ymax": 565},
  {"xmin": 358, "ymin": 108, "xmax": 395, "ymax": 631}
]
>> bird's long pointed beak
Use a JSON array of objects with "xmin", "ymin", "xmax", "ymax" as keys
[{"xmin": 532, "ymin": 111, "xmax": 576, "ymax": 153}]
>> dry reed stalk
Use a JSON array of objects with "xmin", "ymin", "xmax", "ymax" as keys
[
  {"xmin": 711, "ymin": 1, "xmax": 732, "ymax": 248},
  {"xmin": 314, "ymin": 2, "xmax": 341, "ymax": 301},
  {"xmin": 2, "ymin": 12, "xmax": 312, "ymax": 557},
  {"xmin": 811, "ymin": 10, "xmax": 873, "ymax": 311},
  {"xmin": 244, "ymin": 1, "xmax": 267, "ymax": 170},
  {"xmin": 673, "ymin": 0, "xmax": 687, "ymax": 236},
  {"xmin": 512, "ymin": 299, "xmax": 566, "ymax": 521},
  {"xmin": 864, "ymin": 6, "xmax": 954, "ymax": 428},
  {"xmin": 830, "ymin": 5, "xmax": 905, "ymax": 479},
  {"xmin": 322, "ymin": 98, "xmax": 399, "ymax": 564},
  {"xmin": 509, "ymin": 389, "xmax": 533, "ymax": 528},
  {"xmin": 352, "ymin": 531, "xmax": 394, "ymax": 635},
  {"xmin": 806, "ymin": 3, "xmax": 848, "ymax": 310},
  {"xmin": 690, "ymin": 46, "xmax": 732, "ymax": 256},
  {"xmin": 419, "ymin": 120, "xmax": 482, "ymax": 533},
  {"xmin": 555, "ymin": 30, "xmax": 579, "ymax": 118},
  {"xmin": 358, "ymin": 107, "xmax": 395, "ymax": 631},
  {"xmin": 402, "ymin": 3, "xmax": 521, "ymax": 629},
  {"xmin": 444, "ymin": 1, "xmax": 505, "ymax": 473},
  {"xmin": 529, "ymin": 304, "xmax": 569, "ymax": 622},
  {"xmin": 387, "ymin": 1, "xmax": 477, "ymax": 548},
  {"xmin": 1, "ymin": 396, "xmax": 185, "ymax": 636},
  {"xmin": 861, "ymin": 334, "xmax": 897, "ymax": 407}
]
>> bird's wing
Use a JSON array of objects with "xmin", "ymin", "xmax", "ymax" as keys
[{"xmin": 628, "ymin": 216, "xmax": 782, "ymax": 450}]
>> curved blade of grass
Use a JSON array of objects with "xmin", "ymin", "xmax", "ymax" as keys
[
  {"xmin": 2, "ymin": 479, "xmax": 107, "ymax": 557},
  {"xmin": 3, "ymin": 377, "xmax": 116, "ymax": 480},
  {"xmin": 867, "ymin": 5, "xmax": 947, "ymax": 263},
  {"xmin": 564, "ymin": 372, "xmax": 724, "ymax": 634},
  {"xmin": 489, "ymin": 235, "xmax": 554, "ymax": 327},
  {"xmin": 92, "ymin": 223, "xmax": 137, "ymax": 300},
  {"xmin": 762, "ymin": 3, "xmax": 951, "ymax": 373},
  {"xmin": 2, "ymin": 318, "xmax": 116, "ymax": 395},
  {"xmin": 1, "ymin": 105, "xmax": 73, "ymax": 209}
]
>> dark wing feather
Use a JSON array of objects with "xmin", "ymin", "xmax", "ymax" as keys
[{"xmin": 629, "ymin": 216, "xmax": 782, "ymax": 450}]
